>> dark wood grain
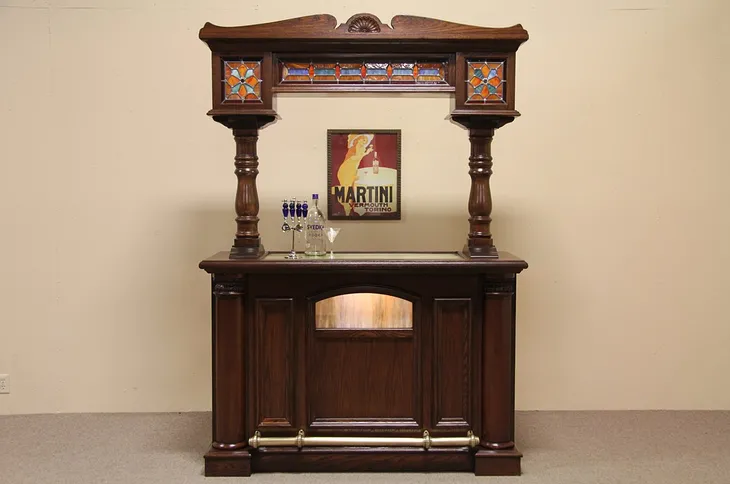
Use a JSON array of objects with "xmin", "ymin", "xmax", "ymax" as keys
[
  {"xmin": 254, "ymin": 298, "xmax": 295, "ymax": 430},
  {"xmin": 211, "ymin": 282, "xmax": 246, "ymax": 449},
  {"xmin": 252, "ymin": 446, "xmax": 473, "ymax": 473},
  {"xmin": 200, "ymin": 14, "xmax": 528, "ymax": 42},
  {"xmin": 200, "ymin": 251, "xmax": 528, "ymax": 275},
  {"xmin": 308, "ymin": 316, "xmax": 419, "ymax": 430},
  {"xmin": 201, "ymin": 260, "xmax": 526, "ymax": 475},
  {"xmin": 205, "ymin": 447, "xmax": 251, "ymax": 477},
  {"xmin": 466, "ymin": 124, "xmax": 496, "ymax": 257},
  {"xmin": 202, "ymin": 262, "xmax": 525, "ymax": 476},
  {"xmin": 207, "ymin": 116, "xmax": 275, "ymax": 259},
  {"xmin": 433, "ymin": 299, "xmax": 472, "ymax": 430},
  {"xmin": 481, "ymin": 280, "xmax": 517, "ymax": 450},
  {"xmin": 449, "ymin": 116, "xmax": 517, "ymax": 258},
  {"xmin": 474, "ymin": 448, "xmax": 522, "ymax": 476},
  {"xmin": 314, "ymin": 329, "xmax": 413, "ymax": 339}
]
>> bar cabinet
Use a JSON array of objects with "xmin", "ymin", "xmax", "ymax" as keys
[{"xmin": 197, "ymin": 13, "xmax": 529, "ymax": 476}]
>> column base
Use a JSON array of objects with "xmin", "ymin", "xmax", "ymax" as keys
[
  {"xmin": 229, "ymin": 239, "xmax": 266, "ymax": 259},
  {"xmin": 474, "ymin": 447, "xmax": 522, "ymax": 476},
  {"xmin": 462, "ymin": 242, "xmax": 499, "ymax": 258},
  {"xmin": 205, "ymin": 447, "xmax": 252, "ymax": 477}
]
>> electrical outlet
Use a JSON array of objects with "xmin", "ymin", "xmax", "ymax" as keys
[{"xmin": 0, "ymin": 374, "xmax": 8, "ymax": 394}]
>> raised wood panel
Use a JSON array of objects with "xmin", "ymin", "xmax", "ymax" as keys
[
  {"xmin": 308, "ymin": 335, "xmax": 419, "ymax": 430},
  {"xmin": 254, "ymin": 298, "xmax": 295, "ymax": 430},
  {"xmin": 433, "ymin": 298, "xmax": 472, "ymax": 429}
]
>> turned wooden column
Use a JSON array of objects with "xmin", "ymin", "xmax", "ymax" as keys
[
  {"xmin": 481, "ymin": 279, "xmax": 517, "ymax": 449},
  {"xmin": 466, "ymin": 125, "xmax": 496, "ymax": 257},
  {"xmin": 214, "ymin": 115, "xmax": 276, "ymax": 259},
  {"xmin": 211, "ymin": 282, "xmax": 247, "ymax": 450},
  {"xmin": 231, "ymin": 127, "xmax": 263, "ymax": 258},
  {"xmin": 451, "ymin": 115, "xmax": 514, "ymax": 258},
  {"xmin": 475, "ymin": 277, "xmax": 521, "ymax": 476}
]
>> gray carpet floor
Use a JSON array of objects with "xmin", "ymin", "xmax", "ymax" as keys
[{"xmin": 0, "ymin": 411, "xmax": 728, "ymax": 483}]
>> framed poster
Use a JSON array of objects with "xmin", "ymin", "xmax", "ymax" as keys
[{"xmin": 327, "ymin": 129, "xmax": 401, "ymax": 220}]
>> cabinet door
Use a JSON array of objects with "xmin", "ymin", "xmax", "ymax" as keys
[{"xmin": 306, "ymin": 287, "xmax": 422, "ymax": 433}]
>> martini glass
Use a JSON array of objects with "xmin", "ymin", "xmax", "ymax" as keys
[{"xmin": 325, "ymin": 227, "xmax": 341, "ymax": 258}]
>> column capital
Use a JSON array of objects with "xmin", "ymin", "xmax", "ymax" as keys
[
  {"xmin": 450, "ymin": 111, "xmax": 517, "ymax": 131},
  {"xmin": 211, "ymin": 112, "xmax": 278, "ymax": 131}
]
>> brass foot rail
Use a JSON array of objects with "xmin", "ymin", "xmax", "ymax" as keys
[{"xmin": 249, "ymin": 429, "xmax": 480, "ymax": 449}]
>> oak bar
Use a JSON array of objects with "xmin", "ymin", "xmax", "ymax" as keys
[{"xmin": 198, "ymin": 13, "xmax": 529, "ymax": 477}]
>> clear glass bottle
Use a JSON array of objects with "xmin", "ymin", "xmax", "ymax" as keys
[{"xmin": 304, "ymin": 193, "xmax": 326, "ymax": 256}]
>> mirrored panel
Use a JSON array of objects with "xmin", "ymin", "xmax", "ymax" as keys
[{"xmin": 315, "ymin": 293, "xmax": 413, "ymax": 329}]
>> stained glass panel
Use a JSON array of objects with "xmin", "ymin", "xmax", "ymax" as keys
[
  {"xmin": 279, "ymin": 60, "xmax": 448, "ymax": 85},
  {"xmin": 466, "ymin": 61, "xmax": 505, "ymax": 103},
  {"xmin": 313, "ymin": 63, "xmax": 337, "ymax": 82},
  {"xmin": 223, "ymin": 60, "xmax": 262, "ymax": 103}
]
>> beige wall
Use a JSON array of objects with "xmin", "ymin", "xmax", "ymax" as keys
[{"xmin": 1, "ymin": 0, "xmax": 728, "ymax": 414}]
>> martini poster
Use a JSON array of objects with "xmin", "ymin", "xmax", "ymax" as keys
[{"xmin": 327, "ymin": 130, "xmax": 401, "ymax": 220}]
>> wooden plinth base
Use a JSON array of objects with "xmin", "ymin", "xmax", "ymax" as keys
[
  {"xmin": 205, "ymin": 448, "xmax": 251, "ymax": 477},
  {"xmin": 205, "ymin": 446, "xmax": 521, "ymax": 476},
  {"xmin": 462, "ymin": 243, "xmax": 499, "ymax": 258},
  {"xmin": 229, "ymin": 243, "xmax": 265, "ymax": 259},
  {"xmin": 474, "ymin": 447, "xmax": 522, "ymax": 476}
]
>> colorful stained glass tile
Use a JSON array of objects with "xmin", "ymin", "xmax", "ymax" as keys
[
  {"xmin": 277, "ymin": 59, "xmax": 449, "ymax": 85},
  {"xmin": 365, "ymin": 62, "xmax": 389, "ymax": 81},
  {"xmin": 339, "ymin": 63, "xmax": 363, "ymax": 82},
  {"xmin": 314, "ymin": 68, "xmax": 336, "ymax": 76},
  {"xmin": 366, "ymin": 68, "xmax": 388, "ymax": 76},
  {"xmin": 311, "ymin": 64, "xmax": 336, "ymax": 81},
  {"xmin": 415, "ymin": 62, "xmax": 447, "ymax": 84},
  {"xmin": 223, "ymin": 60, "xmax": 262, "ymax": 103},
  {"xmin": 285, "ymin": 75, "xmax": 312, "ymax": 82},
  {"xmin": 466, "ymin": 61, "xmax": 505, "ymax": 103},
  {"xmin": 392, "ymin": 68, "xmax": 414, "ymax": 76},
  {"xmin": 224, "ymin": 83, "xmax": 238, "ymax": 101},
  {"xmin": 391, "ymin": 67, "xmax": 415, "ymax": 81},
  {"xmin": 282, "ymin": 62, "xmax": 312, "ymax": 82},
  {"xmin": 419, "ymin": 68, "xmax": 440, "ymax": 77},
  {"xmin": 364, "ymin": 75, "xmax": 389, "ymax": 82}
]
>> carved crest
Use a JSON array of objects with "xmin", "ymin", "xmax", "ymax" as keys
[{"xmin": 346, "ymin": 14, "xmax": 382, "ymax": 33}]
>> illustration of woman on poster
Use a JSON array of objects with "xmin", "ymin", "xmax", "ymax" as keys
[{"xmin": 336, "ymin": 133, "xmax": 373, "ymax": 216}]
